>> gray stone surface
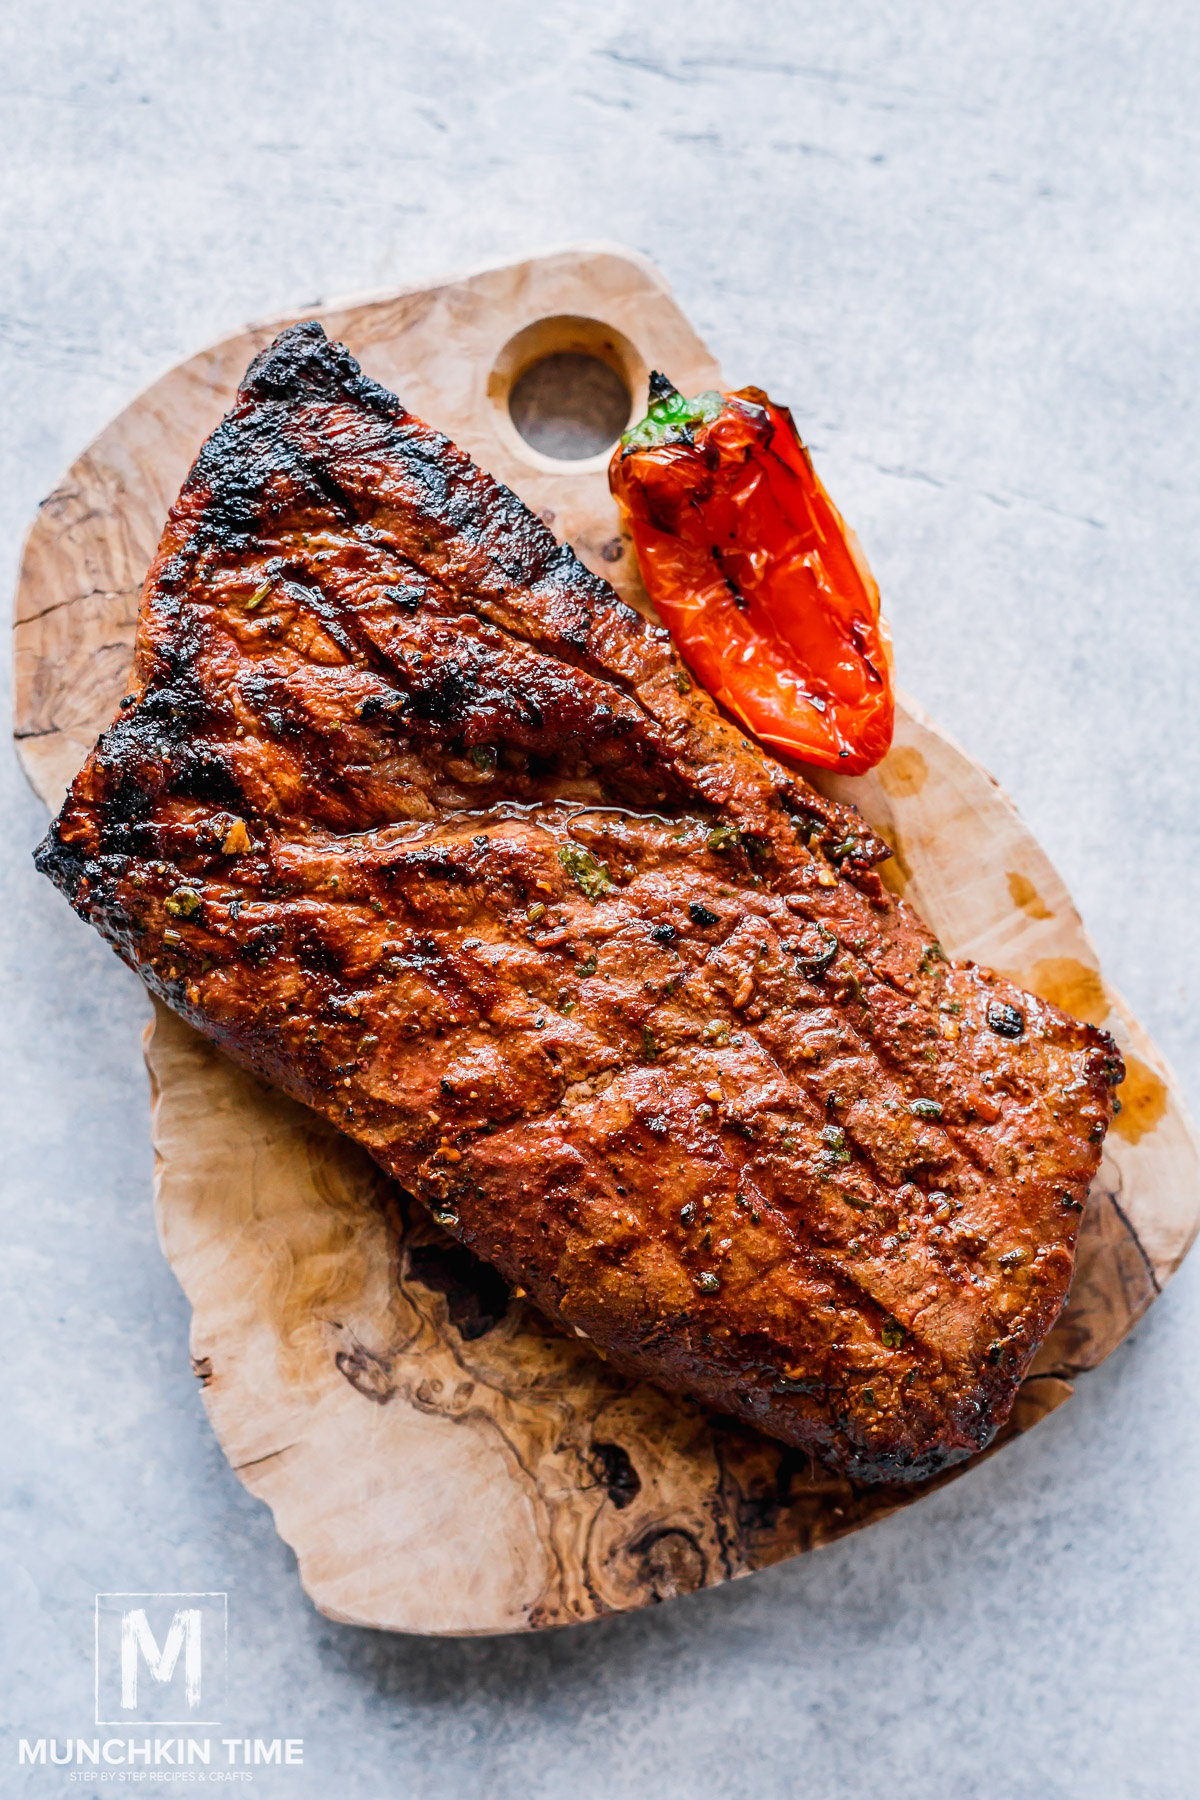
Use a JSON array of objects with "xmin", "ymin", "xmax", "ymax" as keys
[{"xmin": 3, "ymin": 3, "xmax": 1198, "ymax": 1795}]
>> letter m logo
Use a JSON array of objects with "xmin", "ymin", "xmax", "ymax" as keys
[
  {"xmin": 121, "ymin": 1606, "xmax": 202, "ymax": 1709},
  {"xmin": 95, "ymin": 1593, "xmax": 227, "ymax": 1725}
]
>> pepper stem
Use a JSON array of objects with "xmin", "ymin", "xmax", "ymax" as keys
[{"xmin": 647, "ymin": 370, "xmax": 681, "ymax": 405}]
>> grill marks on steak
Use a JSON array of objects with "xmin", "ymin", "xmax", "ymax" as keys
[{"xmin": 36, "ymin": 322, "xmax": 1121, "ymax": 1482}]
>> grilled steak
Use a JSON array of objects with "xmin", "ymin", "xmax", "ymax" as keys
[{"xmin": 36, "ymin": 322, "xmax": 1121, "ymax": 1482}]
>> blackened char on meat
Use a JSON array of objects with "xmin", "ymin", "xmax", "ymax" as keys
[{"xmin": 36, "ymin": 323, "xmax": 1122, "ymax": 1483}]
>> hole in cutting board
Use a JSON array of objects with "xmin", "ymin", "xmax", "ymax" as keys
[
  {"xmin": 509, "ymin": 352, "xmax": 632, "ymax": 461},
  {"xmin": 489, "ymin": 314, "xmax": 645, "ymax": 472}
]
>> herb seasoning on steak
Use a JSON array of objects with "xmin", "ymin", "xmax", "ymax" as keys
[{"xmin": 35, "ymin": 323, "xmax": 1122, "ymax": 1482}]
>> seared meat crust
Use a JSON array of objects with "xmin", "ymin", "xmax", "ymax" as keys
[{"xmin": 36, "ymin": 323, "xmax": 1121, "ymax": 1482}]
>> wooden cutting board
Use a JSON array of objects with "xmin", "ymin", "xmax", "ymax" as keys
[{"xmin": 14, "ymin": 246, "xmax": 1200, "ymax": 1635}]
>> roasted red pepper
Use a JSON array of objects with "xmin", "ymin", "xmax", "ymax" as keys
[{"xmin": 609, "ymin": 375, "xmax": 894, "ymax": 774}]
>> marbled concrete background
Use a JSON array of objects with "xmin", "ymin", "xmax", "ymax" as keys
[{"xmin": 3, "ymin": 4, "xmax": 1198, "ymax": 1796}]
